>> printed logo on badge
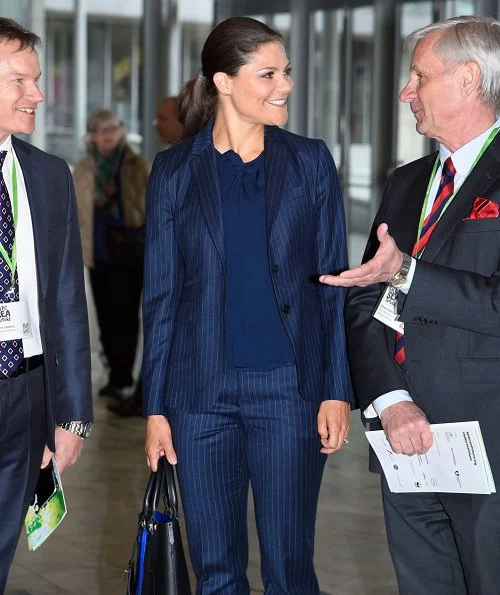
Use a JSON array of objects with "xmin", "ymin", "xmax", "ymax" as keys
[{"xmin": 0, "ymin": 304, "xmax": 11, "ymax": 322}]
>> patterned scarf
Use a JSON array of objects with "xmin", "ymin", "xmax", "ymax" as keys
[{"xmin": 93, "ymin": 144, "xmax": 123, "ymax": 221}]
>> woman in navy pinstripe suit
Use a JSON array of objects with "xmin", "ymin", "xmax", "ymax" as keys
[{"xmin": 142, "ymin": 16, "xmax": 356, "ymax": 594}]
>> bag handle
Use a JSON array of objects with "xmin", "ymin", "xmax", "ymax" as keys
[{"xmin": 143, "ymin": 456, "xmax": 180, "ymax": 524}]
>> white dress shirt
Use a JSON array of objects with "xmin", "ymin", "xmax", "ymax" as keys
[
  {"xmin": 365, "ymin": 117, "xmax": 500, "ymax": 419},
  {"xmin": 0, "ymin": 135, "xmax": 42, "ymax": 357}
]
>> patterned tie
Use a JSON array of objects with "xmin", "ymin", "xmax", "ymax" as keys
[
  {"xmin": 0, "ymin": 151, "xmax": 24, "ymax": 377},
  {"xmin": 394, "ymin": 157, "xmax": 456, "ymax": 372}
]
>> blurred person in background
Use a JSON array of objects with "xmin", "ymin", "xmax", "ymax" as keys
[
  {"xmin": 73, "ymin": 110, "xmax": 149, "ymax": 400},
  {"xmin": 108, "ymin": 98, "xmax": 183, "ymax": 418},
  {"xmin": 154, "ymin": 96, "xmax": 183, "ymax": 147},
  {"xmin": 143, "ymin": 16, "xmax": 354, "ymax": 594}
]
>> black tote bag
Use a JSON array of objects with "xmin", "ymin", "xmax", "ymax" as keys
[{"xmin": 126, "ymin": 456, "xmax": 191, "ymax": 594}]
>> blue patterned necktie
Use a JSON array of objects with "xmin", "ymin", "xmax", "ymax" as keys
[{"xmin": 0, "ymin": 151, "xmax": 24, "ymax": 376}]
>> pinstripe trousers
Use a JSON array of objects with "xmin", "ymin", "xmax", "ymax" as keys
[{"xmin": 167, "ymin": 364, "xmax": 326, "ymax": 595}]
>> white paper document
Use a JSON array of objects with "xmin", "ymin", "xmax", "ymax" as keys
[{"xmin": 366, "ymin": 421, "xmax": 496, "ymax": 494}]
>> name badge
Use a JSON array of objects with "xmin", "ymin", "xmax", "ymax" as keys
[
  {"xmin": 0, "ymin": 301, "xmax": 33, "ymax": 341},
  {"xmin": 372, "ymin": 285, "xmax": 405, "ymax": 334}
]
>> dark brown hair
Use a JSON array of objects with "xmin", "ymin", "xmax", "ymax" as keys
[
  {"xmin": 0, "ymin": 17, "xmax": 41, "ymax": 51},
  {"xmin": 178, "ymin": 16, "xmax": 283, "ymax": 140}
]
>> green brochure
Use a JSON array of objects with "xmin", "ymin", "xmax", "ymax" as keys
[{"xmin": 25, "ymin": 457, "xmax": 67, "ymax": 551}]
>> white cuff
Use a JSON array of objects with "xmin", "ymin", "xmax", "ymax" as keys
[{"xmin": 363, "ymin": 390, "xmax": 413, "ymax": 419}]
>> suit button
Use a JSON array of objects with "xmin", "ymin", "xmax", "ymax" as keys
[
  {"xmin": 282, "ymin": 304, "xmax": 290, "ymax": 314},
  {"xmin": 272, "ymin": 264, "xmax": 279, "ymax": 274}
]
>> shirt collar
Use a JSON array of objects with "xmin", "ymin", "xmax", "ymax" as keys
[
  {"xmin": 439, "ymin": 116, "xmax": 500, "ymax": 178},
  {"xmin": 0, "ymin": 135, "xmax": 12, "ymax": 153}
]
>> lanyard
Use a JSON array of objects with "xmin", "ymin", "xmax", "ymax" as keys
[
  {"xmin": 0, "ymin": 159, "xmax": 19, "ymax": 289},
  {"xmin": 415, "ymin": 127, "xmax": 500, "ymax": 253}
]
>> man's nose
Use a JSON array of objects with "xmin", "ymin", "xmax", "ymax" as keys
[{"xmin": 399, "ymin": 79, "xmax": 415, "ymax": 103}]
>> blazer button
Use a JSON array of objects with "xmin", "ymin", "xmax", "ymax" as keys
[
  {"xmin": 272, "ymin": 264, "xmax": 279, "ymax": 274},
  {"xmin": 282, "ymin": 304, "xmax": 290, "ymax": 314}
]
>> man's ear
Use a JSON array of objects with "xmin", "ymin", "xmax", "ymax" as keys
[
  {"xmin": 461, "ymin": 60, "xmax": 481, "ymax": 99},
  {"xmin": 213, "ymin": 72, "xmax": 232, "ymax": 96}
]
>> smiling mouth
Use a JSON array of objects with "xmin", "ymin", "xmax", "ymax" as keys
[
  {"xmin": 17, "ymin": 108, "xmax": 36, "ymax": 115},
  {"xmin": 267, "ymin": 99, "xmax": 287, "ymax": 107}
]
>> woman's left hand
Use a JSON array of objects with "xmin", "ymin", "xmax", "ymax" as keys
[{"xmin": 317, "ymin": 400, "xmax": 351, "ymax": 454}]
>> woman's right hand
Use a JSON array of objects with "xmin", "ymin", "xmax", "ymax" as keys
[{"xmin": 145, "ymin": 415, "xmax": 177, "ymax": 470}]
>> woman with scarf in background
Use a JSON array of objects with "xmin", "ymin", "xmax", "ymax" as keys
[{"xmin": 73, "ymin": 110, "xmax": 149, "ymax": 400}]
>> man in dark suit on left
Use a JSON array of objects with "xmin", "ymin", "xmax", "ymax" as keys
[{"xmin": 0, "ymin": 18, "xmax": 92, "ymax": 591}]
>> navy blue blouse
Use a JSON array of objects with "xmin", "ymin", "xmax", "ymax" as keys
[{"xmin": 215, "ymin": 149, "xmax": 295, "ymax": 369}]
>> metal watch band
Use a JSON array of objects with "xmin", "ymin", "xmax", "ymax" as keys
[
  {"xmin": 58, "ymin": 421, "xmax": 93, "ymax": 439},
  {"xmin": 387, "ymin": 252, "xmax": 412, "ymax": 287}
]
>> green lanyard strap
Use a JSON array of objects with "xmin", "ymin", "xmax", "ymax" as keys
[{"xmin": 0, "ymin": 159, "xmax": 19, "ymax": 287}]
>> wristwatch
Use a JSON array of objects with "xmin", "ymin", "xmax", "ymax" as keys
[
  {"xmin": 58, "ymin": 421, "xmax": 93, "ymax": 439},
  {"xmin": 386, "ymin": 252, "xmax": 412, "ymax": 288}
]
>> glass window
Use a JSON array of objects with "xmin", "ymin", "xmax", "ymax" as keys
[
  {"xmin": 87, "ymin": 22, "xmax": 107, "ymax": 115},
  {"xmin": 397, "ymin": 2, "xmax": 434, "ymax": 167},
  {"xmin": 46, "ymin": 17, "xmax": 73, "ymax": 133},
  {"xmin": 312, "ymin": 9, "xmax": 344, "ymax": 162},
  {"xmin": 272, "ymin": 13, "xmax": 291, "ymax": 53},
  {"xmin": 443, "ymin": 1, "xmax": 476, "ymax": 18},
  {"xmin": 181, "ymin": 22, "xmax": 212, "ymax": 82},
  {"xmin": 111, "ymin": 22, "xmax": 135, "ymax": 125},
  {"xmin": 349, "ymin": 6, "xmax": 374, "ymax": 210}
]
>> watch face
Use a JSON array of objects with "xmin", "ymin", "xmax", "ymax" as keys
[{"xmin": 391, "ymin": 277, "xmax": 406, "ymax": 287}]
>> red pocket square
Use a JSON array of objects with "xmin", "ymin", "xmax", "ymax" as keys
[{"xmin": 465, "ymin": 197, "xmax": 500, "ymax": 220}]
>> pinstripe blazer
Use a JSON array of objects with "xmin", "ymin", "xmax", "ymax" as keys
[{"xmin": 142, "ymin": 119, "xmax": 355, "ymax": 414}]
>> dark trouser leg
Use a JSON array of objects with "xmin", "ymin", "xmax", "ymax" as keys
[
  {"xmin": 381, "ymin": 475, "xmax": 467, "ymax": 595},
  {"xmin": 167, "ymin": 377, "xmax": 250, "ymax": 595},
  {"xmin": 438, "ymin": 491, "xmax": 500, "ymax": 594},
  {"xmin": 90, "ymin": 262, "xmax": 143, "ymax": 388},
  {"xmin": 0, "ymin": 366, "xmax": 46, "ymax": 593},
  {"xmin": 242, "ymin": 365, "xmax": 325, "ymax": 595}
]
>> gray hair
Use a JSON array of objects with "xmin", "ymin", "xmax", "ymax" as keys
[
  {"xmin": 405, "ymin": 16, "xmax": 500, "ymax": 112},
  {"xmin": 85, "ymin": 109, "xmax": 126, "ymax": 153}
]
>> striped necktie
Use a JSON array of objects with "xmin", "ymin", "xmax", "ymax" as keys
[
  {"xmin": 0, "ymin": 151, "xmax": 24, "ymax": 377},
  {"xmin": 394, "ymin": 157, "xmax": 456, "ymax": 372}
]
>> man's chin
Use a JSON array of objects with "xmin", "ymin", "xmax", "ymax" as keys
[{"xmin": 415, "ymin": 120, "xmax": 426, "ymax": 135}]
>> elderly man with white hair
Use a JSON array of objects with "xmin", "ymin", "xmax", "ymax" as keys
[{"xmin": 321, "ymin": 15, "xmax": 500, "ymax": 595}]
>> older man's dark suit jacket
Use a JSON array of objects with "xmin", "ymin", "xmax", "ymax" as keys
[
  {"xmin": 13, "ymin": 136, "xmax": 92, "ymax": 450},
  {"xmin": 142, "ymin": 120, "xmax": 355, "ymax": 414},
  {"xmin": 347, "ymin": 133, "xmax": 500, "ymax": 475}
]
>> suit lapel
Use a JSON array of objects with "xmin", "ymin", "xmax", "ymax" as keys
[
  {"xmin": 264, "ymin": 126, "xmax": 288, "ymax": 241},
  {"xmin": 189, "ymin": 120, "xmax": 225, "ymax": 263},
  {"xmin": 12, "ymin": 137, "xmax": 48, "ymax": 300},
  {"xmin": 422, "ymin": 135, "xmax": 500, "ymax": 262}
]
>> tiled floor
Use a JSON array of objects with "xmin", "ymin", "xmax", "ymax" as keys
[{"xmin": 7, "ymin": 234, "xmax": 400, "ymax": 594}]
